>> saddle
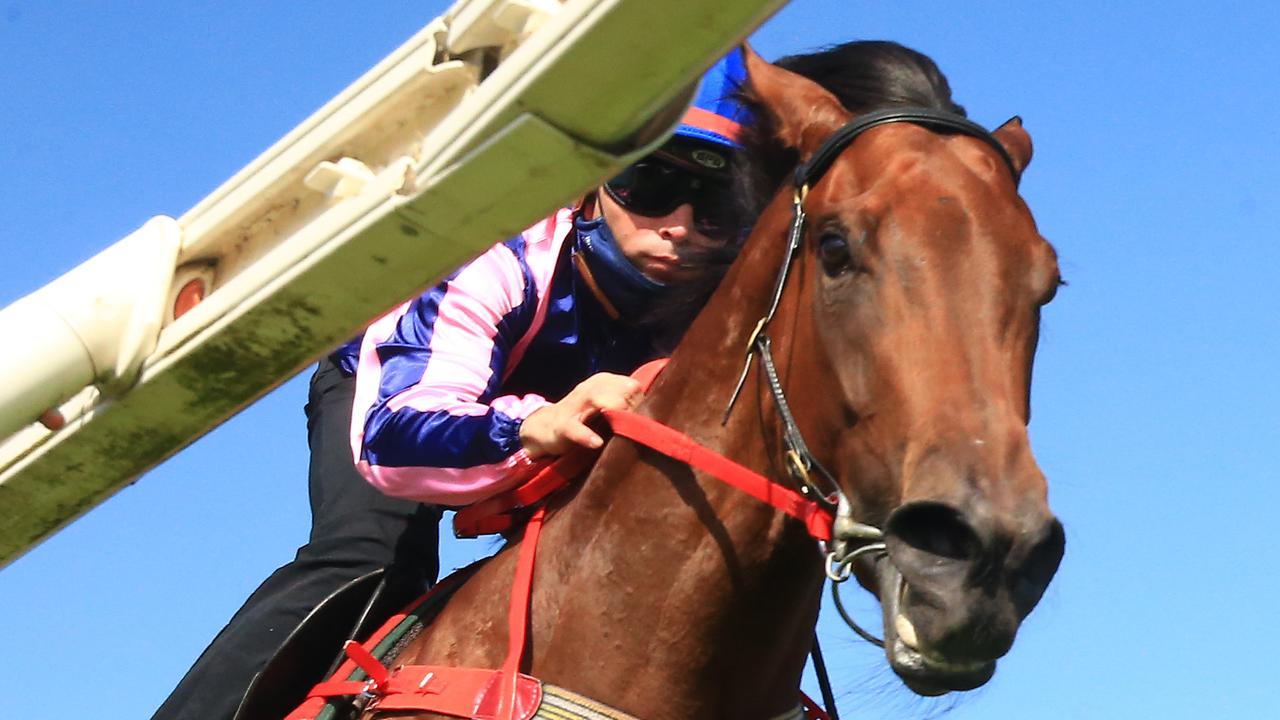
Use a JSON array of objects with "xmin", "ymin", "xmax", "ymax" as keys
[{"xmin": 232, "ymin": 564, "xmax": 468, "ymax": 720}]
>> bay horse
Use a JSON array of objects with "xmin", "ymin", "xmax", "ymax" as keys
[{"xmin": 341, "ymin": 43, "xmax": 1065, "ymax": 719}]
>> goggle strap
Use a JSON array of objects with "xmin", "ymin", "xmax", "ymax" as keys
[{"xmin": 571, "ymin": 251, "xmax": 622, "ymax": 321}]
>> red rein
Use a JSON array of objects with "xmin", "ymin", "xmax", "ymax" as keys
[{"xmin": 455, "ymin": 359, "xmax": 834, "ymax": 541}]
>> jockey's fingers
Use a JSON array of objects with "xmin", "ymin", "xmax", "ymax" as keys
[
  {"xmin": 580, "ymin": 376, "xmax": 642, "ymax": 410},
  {"xmin": 583, "ymin": 392, "xmax": 631, "ymax": 414},
  {"xmin": 621, "ymin": 383, "xmax": 643, "ymax": 407},
  {"xmin": 612, "ymin": 378, "xmax": 643, "ymax": 407},
  {"xmin": 561, "ymin": 420, "xmax": 604, "ymax": 450}
]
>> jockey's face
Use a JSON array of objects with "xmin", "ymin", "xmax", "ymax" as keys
[
  {"xmin": 597, "ymin": 188, "xmax": 711, "ymax": 284},
  {"xmin": 597, "ymin": 152, "xmax": 738, "ymax": 283}
]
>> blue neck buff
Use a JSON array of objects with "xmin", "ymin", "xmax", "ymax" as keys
[{"xmin": 573, "ymin": 213, "xmax": 668, "ymax": 322}]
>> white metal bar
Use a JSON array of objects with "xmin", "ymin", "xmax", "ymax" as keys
[{"xmin": 0, "ymin": 0, "xmax": 788, "ymax": 567}]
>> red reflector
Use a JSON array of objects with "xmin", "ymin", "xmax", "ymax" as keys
[{"xmin": 173, "ymin": 279, "xmax": 206, "ymax": 319}]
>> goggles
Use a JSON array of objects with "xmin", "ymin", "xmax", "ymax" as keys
[{"xmin": 602, "ymin": 156, "xmax": 740, "ymax": 238}]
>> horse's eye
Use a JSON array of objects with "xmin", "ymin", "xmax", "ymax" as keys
[{"xmin": 818, "ymin": 232, "xmax": 852, "ymax": 275}]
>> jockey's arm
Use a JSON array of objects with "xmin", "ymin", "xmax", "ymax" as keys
[
  {"xmin": 350, "ymin": 230, "xmax": 640, "ymax": 506},
  {"xmin": 350, "ymin": 238, "xmax": 550, "ymax": 506}
]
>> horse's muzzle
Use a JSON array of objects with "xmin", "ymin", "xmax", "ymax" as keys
[{"xmin": 875, "ymin": 499, "xmax": 1065, "ymax": 695}]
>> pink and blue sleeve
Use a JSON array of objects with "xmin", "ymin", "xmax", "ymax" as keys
[{"xmin": 349, "ymin": 231, "xmax": 560, "ymax": 506}]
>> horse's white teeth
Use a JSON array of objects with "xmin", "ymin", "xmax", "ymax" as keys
[{"xmin": 895, "ymin": 613, "xmax": 919, "ymax": 650}]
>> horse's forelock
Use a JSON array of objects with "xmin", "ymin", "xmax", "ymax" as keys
[
  {"xmin": 734, "ymin": 41, "xmax": 966, "ymax": 218},
  {"xmin": 776, "ymin": 41, "xmax": 966, "ymax": 117}
]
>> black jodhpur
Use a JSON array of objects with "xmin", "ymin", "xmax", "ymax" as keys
[{"xmin": 151, "ymin": 359, "xmax": 440, "ymax": 720}]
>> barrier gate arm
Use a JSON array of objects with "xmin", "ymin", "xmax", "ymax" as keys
[{"xmin": 0, "ymin": 0, "xmax": 790, "ymax": 567}]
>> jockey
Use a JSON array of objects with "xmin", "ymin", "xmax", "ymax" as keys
[
  {"xmin": 348, "ymin": 51, "xmax": 750, "ymax": 505},
  {"xmin": 151, "ymin": 50, "xmax": 751, "ymax": 720}
]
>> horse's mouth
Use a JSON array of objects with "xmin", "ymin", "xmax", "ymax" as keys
[{"xmin": 877, "ymin": 561, "xmax": 997, "ymax": 696}]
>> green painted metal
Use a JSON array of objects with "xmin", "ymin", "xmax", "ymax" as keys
[{"xmin": 0, "ymin": 0, "xmax": 788, "ymax": 568}]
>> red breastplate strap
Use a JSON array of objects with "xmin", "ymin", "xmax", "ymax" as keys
[
  {"xmin": 496, "ymin": 505, "xmax": 545, "ymax": 718},
  {"xmin": 285, "ymin": 511, "xmax": 547, "ymax": 720},
  {"xmin": 290, "ymin": 664, "xmax": 542, "ymax": 720},
  {"xmin": 284, "ymin": 564, "xmax": 544, "ymax": 720},
  {"xmin": 801, "ymin": 692, "xmax": 833, "ymax": 720}
]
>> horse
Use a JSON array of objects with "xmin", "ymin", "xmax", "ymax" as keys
[{"xmin": 331, "ymin": 42, "xmax": 1064, "ymax": 720}]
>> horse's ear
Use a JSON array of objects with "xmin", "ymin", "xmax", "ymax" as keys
[
  {"xmin": 741, "ymin": 43, "xmax": 851, "ymax": 158},
  {"xmin": 992, "ymin": 116, "xmax": 1033, "ymax": 175}
]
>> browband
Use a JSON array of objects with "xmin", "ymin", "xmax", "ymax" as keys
[{"xmin": 795, "ymin": 106, "xmax": 1021, "ymax": 190}]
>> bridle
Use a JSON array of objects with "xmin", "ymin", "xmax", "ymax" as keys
[{"xmin": 723, "ymin": 106, "xmax": 1023, "ymax": 646}]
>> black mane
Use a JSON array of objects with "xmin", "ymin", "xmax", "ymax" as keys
[
  {"xmin": 738, "ymin": 40, "xmax": 966, "ymax": 218},
  {"xmin": 643, "ymin": 41, "xmax": 964, "ymax": 349}
]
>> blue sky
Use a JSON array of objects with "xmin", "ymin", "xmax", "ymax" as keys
[{"xmin": 2, "ymin": 2, "xmax": 1279, "ymax": 718}]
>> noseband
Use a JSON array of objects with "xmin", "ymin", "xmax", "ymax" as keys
[{"xmin": 724, "ymin": 107, "xmax": 1022, "ymax": 645}]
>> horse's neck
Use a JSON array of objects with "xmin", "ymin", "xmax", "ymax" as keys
[
  {"xmin": 531, "ymin": 213, "xmax": 826, "ymax": 717},
  {"xmin": 537, "ymin": 393, "xmax": 822, "ymax": 717}
]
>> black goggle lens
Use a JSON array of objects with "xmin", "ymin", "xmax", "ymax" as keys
[{"xmin": 604, "ymin": 159, "xmax": 738, "ymax": 237}]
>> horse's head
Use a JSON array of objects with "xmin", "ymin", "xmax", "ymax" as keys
[{"xmin": 743, "ymin": 49, "xmax": 1065, "ymax": 696}]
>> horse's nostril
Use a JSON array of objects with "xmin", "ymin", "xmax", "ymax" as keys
[
  {"xmin": 1011, "ymin": 518, "xmax": 1065, "ymax": 616},
  {"xmin": 887, "ymin": 501, "xmax": 982, "ymax": 562}
]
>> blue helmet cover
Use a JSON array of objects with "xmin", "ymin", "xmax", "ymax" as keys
[
  {"xmin": 673, "ymin": 48, "xmax": 752, "ymax": 151},
  {"xmin": 573, "ymin": 51, "xmax": 754, "ymax": 320}
]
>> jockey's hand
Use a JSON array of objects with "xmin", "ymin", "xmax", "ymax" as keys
[{"xmin": 519, "ymin": 372, "xmax": 643, "ymax": 459}]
